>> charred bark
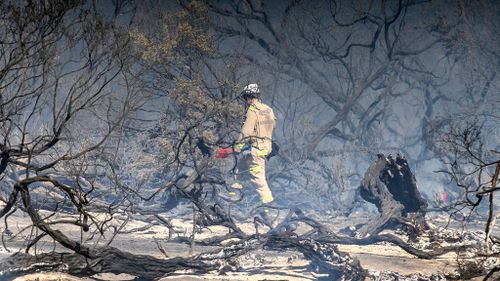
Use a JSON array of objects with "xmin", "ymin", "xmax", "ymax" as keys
[
  {"xmin": 357, "ymin": 153, "xmax": 428, "ymax": 237},
  {"xmin": 0, "ymin": 151, "xmax": 8, "ymax": 177},
  {"xmin": 0, "ymin": 247, "xmax": 209, "ymax": 280}
]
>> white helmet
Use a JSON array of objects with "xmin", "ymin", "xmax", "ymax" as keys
[{"xmin": 241, "ymin": 83, "xmax": 261, "ymax": 99}]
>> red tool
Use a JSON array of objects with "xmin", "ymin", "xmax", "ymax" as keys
[
  {"xmin": 215, "ymin": 144, "xmax": 251, "ymax": 159},
  {"xmin": 215, "ymin": 147, "xmax": 234, "ymax": 159}
]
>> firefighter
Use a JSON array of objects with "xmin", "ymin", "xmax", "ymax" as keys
[{"xmin": 229, "ymin": 83, "xmax": 276, "ymax": 227}]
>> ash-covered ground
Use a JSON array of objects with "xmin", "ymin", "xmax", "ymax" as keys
[{"xmin": 1, "ymin": 205, "xmax": 498, "ymax": 281}]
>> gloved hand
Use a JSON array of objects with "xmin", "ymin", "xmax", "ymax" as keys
[
  {"xmin": 241, "ymin": 143, "xmax": 251, "ymax": 151},
  {"xmin": 239, "ymin": 143, "xmax": 252, "ymax": 156},
  {"xmin": 215, "ymin": 148, "xmax": 233, "ymax": 159}
]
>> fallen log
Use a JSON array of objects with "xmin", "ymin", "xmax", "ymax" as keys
[{"xmin": 0, "ymin": 233, "xmax": 366, "ymax": 281}]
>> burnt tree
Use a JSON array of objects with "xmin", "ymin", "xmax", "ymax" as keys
[{"xmin": 358, "ymin": 153, "xmax": 428, "ymax": 238}]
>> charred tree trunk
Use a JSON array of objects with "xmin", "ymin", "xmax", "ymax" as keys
[
  {"xmin": 357, "ymin": 153, "xmax": 428, "ymax": 238},
  {"xmin": 0, "ymin": 150, "xmax": 8, "ymax": 177}
]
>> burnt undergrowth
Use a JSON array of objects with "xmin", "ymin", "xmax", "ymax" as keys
[{"xmin": 0, "ymin": 155, "xmax": 493, "ymax": 281}]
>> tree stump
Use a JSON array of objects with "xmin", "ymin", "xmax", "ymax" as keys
[{"xmin": 357, "ymin": 153, "xmax": 428, "ymax": 238}]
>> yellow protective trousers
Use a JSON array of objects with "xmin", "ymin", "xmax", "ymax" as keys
[{"xmin": 234, "ymin": 149, "xmax": 274, "ymax": 204}]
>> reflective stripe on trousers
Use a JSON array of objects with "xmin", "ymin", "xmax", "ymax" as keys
[{"xmin": 234, "ymin": 150, "xmax": 273, "ymax": 204}]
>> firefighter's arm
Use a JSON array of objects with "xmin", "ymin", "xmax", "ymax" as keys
[{"xmin": 236, "ymin": 106, "xmax": 257, "ymax": 151}]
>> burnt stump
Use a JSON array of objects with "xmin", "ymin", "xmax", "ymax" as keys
[{"xmin": 357, "ymin": 153, "xmax": 428, "ymax": 238}]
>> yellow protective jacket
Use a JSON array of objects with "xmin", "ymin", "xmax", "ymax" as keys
[{"xmin": 238, "ymin": 100, "xmax": 276, "ymax": 155}]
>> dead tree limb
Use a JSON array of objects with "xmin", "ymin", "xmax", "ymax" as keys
[
  {"xmin": 322, "ymin": 233, "xmax": 469, "ymax": 260},
  {"xmin": 267, "ymin": 236, "xmax": 366, "ymax": 280},
  {"xmin": 16, "ymin": 182, "xmax": 93, "ymax": 258},
  {"xmin": 0, "ymin": 188, "xmax": 19, "ymax": 218}
]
